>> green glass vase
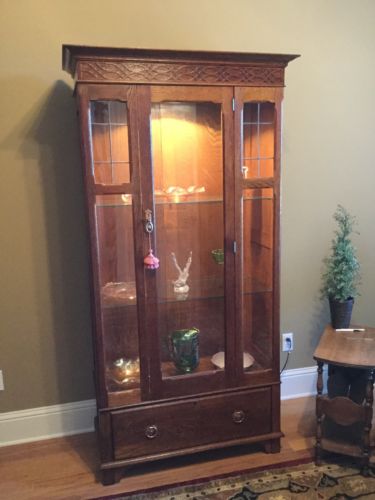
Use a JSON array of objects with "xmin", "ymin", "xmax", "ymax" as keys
[{"xmin": 168, "ymin": 328, "xmax": 200, "ymax": 373}]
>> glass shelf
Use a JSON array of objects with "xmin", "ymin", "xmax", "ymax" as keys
[
  {"xmin": 95, "ymin": 194, "xmax": 224, "ymax": 207},
  {"xmin": 96, "ymin": 193, "xmax": 273, "ymax": 208},
  {"xmin": 106, "ymin": 355, "xmax": 264, "ymax": 401},
  {"xmin": 162, "ymin": 353, "xmax": 262, "ymax": 379},
  {"xmin": 162, "ymin": 355, "xmax": 223, "ymax": 378},
  {"xmin": 101, "ymin": 276, "xmax": 271, "ymax": 308}
]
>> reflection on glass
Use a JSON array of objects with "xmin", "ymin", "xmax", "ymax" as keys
[
  {"xmin": 242, "ymin": 188, "xmax": 274, "ymax": 371},
  {"xmin": 151, "ymin": 101, "xmax": 225, "ymax": 379},
  {"xmin": 94, "ymin": 195, "xmax": 140, "ymax": 398},
  {"xmin": 243, "ymin": 188, "xmax": 273, "ymax": 293},
  {"xmin": 242, "ymin": 102, "xmax": 275, "ymax": 178},
  {"xmin": 107, "ymin": 357, "xmax": 140, "ymax": 386},
  {"xmin": 90, "ymin": 101, "xmax": 130, "ymax": 184}
]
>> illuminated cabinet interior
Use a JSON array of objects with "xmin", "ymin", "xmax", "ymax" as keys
[{"xmin": 63, "ymin": 45, "xmax": 298, "ymax": 485}]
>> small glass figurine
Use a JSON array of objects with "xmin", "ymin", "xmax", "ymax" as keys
[{"xmin": 171, "ymin": 251, "xmax": 192, "ymax": 299}]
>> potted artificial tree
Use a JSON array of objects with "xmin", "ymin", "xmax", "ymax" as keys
[{"xmin": 321, "ymin": 205, "xmax": 361, "ymax": 329}]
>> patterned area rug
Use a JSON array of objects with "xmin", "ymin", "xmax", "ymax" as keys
[{"xmin": 96, "ymin": 460, "xmax": 375, "ymax": 499}]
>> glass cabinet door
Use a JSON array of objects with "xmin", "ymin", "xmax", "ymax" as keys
[
  {"xmin": 235, "ymin": 88, "xmax": 282, "ymax": 378},
  {"xmin": 82, "ymin": 84, "xmax": 281, "ymax": 405},
  {"xmin": 149, "ymin": 87, "xmax": 234, "ymax": 393},
  {"xmin": 90, "ymin": 100, "xmax": 131, "ymax": 185},
  {"xmin": 83, "ymin": 87, "xmax": 141, "ymax": 406},
  {"xmin": 242, "ymin": 186, "xmax": 274, "ymax": 371}
]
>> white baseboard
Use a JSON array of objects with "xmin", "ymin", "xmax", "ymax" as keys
[
  {"xmin": 281, "ymin": 365, "xmax": 327, "ymax": 400},
  {"xmin": 0, "ymin": 399, "xmax": 96, "ymax": 447},
  {"xmin": 0, "ymin": 366, "xmax": 323, "ymax": 448}
]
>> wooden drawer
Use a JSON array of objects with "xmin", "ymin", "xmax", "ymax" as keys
[{"xmin": 111, "ymin": 388, "xmax": 272, "ymax": 460}]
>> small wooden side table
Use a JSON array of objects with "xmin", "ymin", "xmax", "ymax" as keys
[{"xmin": 313, "ymin": 324, "xmax": 375, "ymax": 474}]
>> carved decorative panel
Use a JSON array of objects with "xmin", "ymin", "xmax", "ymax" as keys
[{"xmin": 77, "ymin": 61, "xmax": 285, "ymax": 86}]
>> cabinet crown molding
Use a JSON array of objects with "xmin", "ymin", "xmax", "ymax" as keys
[{"xmin": 62, "ymin": 45, "xmax": 300, "ymax": 87}]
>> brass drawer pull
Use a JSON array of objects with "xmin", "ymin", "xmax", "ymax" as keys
[
  {"xmin": 145, "ymin": 424, "xmax": 158, "ymax": 439},
  {"xmin": 232, "ymin": 410, "xmax": 245, "ymax": 424}
]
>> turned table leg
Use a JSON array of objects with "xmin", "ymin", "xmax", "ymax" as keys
[
  {"xmin": 315, "ymin": 361, "xmax": 324, "ymax": 466},
  {"xmin": 362, "ymin": 369, "xmax": 374, "ymax": 476}
]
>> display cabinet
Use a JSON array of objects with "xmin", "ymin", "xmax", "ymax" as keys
[{"xmin": 63, "ymin": 45, "xmax": 298, "ymax": 484}]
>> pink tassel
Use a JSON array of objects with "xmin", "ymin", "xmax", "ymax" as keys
[{"xmin": 144, "ymin": 250, "xmax": 159, "ymax": 270}]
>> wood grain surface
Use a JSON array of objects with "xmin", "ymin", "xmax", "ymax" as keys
[
  {"xmin": 0, "ymin": 397, "xmax": 317, "ymax": 500},
  {"xmin": 314, "ymin": 325, "xmax": 375, "ymax": 368}
]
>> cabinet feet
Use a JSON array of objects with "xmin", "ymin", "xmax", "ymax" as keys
[
  {"xmin": 315, "ymin": 444, "xmax": 322, "ymax": 466},
  {"xmin": 101, "ymin": 468, "xmax": 122, "ymax": 486},
  {"xmin": 264, "ymin": 439, "xmax": 281, "ymax": 454}
]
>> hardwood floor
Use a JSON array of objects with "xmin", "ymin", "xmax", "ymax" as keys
[{"xmin": 0, "ymin": 397, "xmax": 318, "ymax": 499}]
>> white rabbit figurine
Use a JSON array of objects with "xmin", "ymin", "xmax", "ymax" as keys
[{"xmin": 171, "ymin": 251, "xmax": 192, "ymax": 297}]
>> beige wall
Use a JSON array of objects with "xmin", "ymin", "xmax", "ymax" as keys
[{"xmin": 1, "ymin": 0, "xmax": 375, "ymax": 412}]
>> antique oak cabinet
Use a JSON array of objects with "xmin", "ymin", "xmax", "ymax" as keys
[{"xmin": 63, "ymin": 45, "xmax": 298, "ymax": 484}]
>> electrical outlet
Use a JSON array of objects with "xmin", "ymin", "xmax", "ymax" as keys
[
  {"xmin": 282, "ymin": 333, "xmax": 294, "ymax": 352},
  {"xmin": 0, "ymin": 370, "xmax": 3, "ymax": 391}
]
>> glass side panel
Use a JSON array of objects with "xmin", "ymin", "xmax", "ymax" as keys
[
  {"xmin": 89, "ymin": 101, "xmax": 130, "ymax": 184},
  {"xmin": 242, "ymin": 102, "xmax": 275, "ymax": 179},
  {"xmin": 242, "ymin": 188, "xmax": 274, "ymax": 372},
  {"xmin": 94, "ymin": 194, "xmax": 140, "ymax": 401},
  {"xmin": 151, "ymin": 102, "xmax": 225, "ymax": 379}
]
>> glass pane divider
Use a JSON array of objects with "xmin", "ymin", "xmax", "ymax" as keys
[
  {"xmin": 242, "ymin": 177, "xmax": 274, "ymax": 189},
  {"xmin": 243, "ymin": 121, "xmax": 273, "ymax": 125},
  {"xmin": 94, "ymin": 160, "xmax": 130, "ymax": 164},
  {"xmin": 91, "ymin": 122, "xmax": 128, "ymax": 126},
  {"xmin": 94, "ymin": 183, "xmax": 132, "ymax": 195},
  {"xmin": 243, "ymin": 156, "xmax": 274, "ymax": 161},
  {"xmin": 244, "ymin": 196, "xmax": 273, "ymax": 201}
]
